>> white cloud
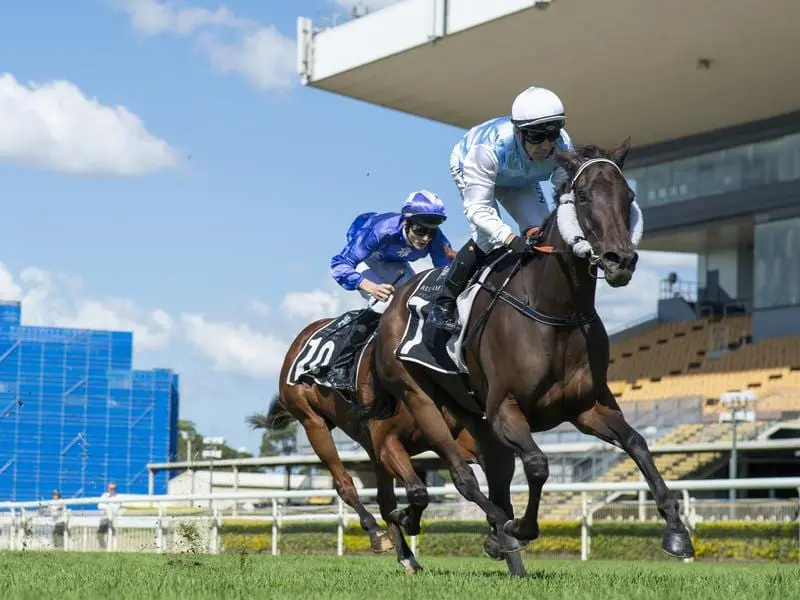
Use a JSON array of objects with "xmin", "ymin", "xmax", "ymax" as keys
[
  {"xmin": 282, "ymin": 289, "xmax": 348, "ymax": 322},
  {"xmin": 180, "ymin": 313, "xmax": 287, "ymax": 379},
  {"xmin": 117, "ymin": 0, "xmax": 247, "ymax": 37},
  {"xmin": 202, "ymin": 26, "xmax": 295, "ymax": 92},
  {"xmin": 250, "ymin": 300, "xmax": 270, "ymax": 318},
  {"xmin": 0, "ymin": 263, "xmax": 174, "ymax": 351},
  {"xmin": 117, "ymin": 0, "xmax": 295, "ymax": 91},
  {"xmin": 0, "ymin": 260, "xmax": 294, "ymax": 378},
  {"xmin": 0, "ymin": 73, "xmax": 179, "ymax": 176}
]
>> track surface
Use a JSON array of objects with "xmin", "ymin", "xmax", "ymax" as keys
[{"xmin": 1, "ymin": 552, "xmax": 797, "ymax": 599}]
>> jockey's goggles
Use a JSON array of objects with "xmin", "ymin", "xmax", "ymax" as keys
[
  {"xmin": 519, "ymin": 126, "xmax": 561, "ymax": 145},
  {"xmin": 408, "ymin": 222, "xmax": 438, "ymax": 238}
]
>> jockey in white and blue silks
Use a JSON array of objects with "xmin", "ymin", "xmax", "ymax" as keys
[
  {"xmin": 426, "ymin": 86, "xmax": 575, "ymax": 334},
  {"xmin": 330, "ymin": 189, "xmax": 455, "ymax": 313},
  {"xmin": 325, "ymin": 190, "xmax": 454, "ymax": 391}
]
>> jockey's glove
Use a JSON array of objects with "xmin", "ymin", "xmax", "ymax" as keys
[{"xmin": 506, "ymin": 235, "xmax": 529, "ymax": 255}]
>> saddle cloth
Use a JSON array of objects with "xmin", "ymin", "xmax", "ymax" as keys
[
  {"xmin": 286, "ymin": 309, "xmax": 379, "ymax": 389},
  {"xmin": 394, "ymin": 251, "xmax": 509, "ymax": 375}
]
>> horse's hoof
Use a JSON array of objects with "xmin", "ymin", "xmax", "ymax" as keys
[
  {"xmin": 505, "ymin": 550, "xmax": 527, "ymax": 578},
  {"xmin": 499, "ymin": 520, "xmax": 532, "ymax": 553},
  {"xmin": 482, "ymin": 532, "xmax": 505, "ymax": 561},
  {"xmin": 662, "ymin": 529, "xmax": 695, "ymax": 559},
  {"xmin": 399, "ymin": 557, "xmax": 424, "ymax": 574},
  {"xmin": 370, "ymin": 529, "xmax": 394, "ymax": 554}
]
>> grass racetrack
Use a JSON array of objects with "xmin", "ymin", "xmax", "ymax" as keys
[{"xmin": 1, "ymin": 552, "xmax": 798, "ymax": 600}]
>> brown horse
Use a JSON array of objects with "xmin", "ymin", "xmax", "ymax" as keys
[
  {"xmin": 374, "ymin": 140, "xmax": 696, "ymax": 560},
  {"xmin": 248, "ymin": 316, "xmax": 521, "ymax": 573}
]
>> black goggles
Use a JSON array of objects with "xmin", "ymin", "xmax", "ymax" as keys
[
  {"xmin": 519, "ymin": 127, "xmax": 561, "ymax": 145},
  {"xmin": 408, "ymin": 222, "xmax": 438, "ymax": 238}
]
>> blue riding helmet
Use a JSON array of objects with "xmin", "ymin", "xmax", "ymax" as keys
[{"xmin": 401, "ymin": 190, "xmax": 447, "ymax": 227}]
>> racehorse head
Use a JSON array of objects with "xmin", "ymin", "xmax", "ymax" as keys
[{"xmin": 553, "ymin": 139, "xmax": 642, "ymax": 287}]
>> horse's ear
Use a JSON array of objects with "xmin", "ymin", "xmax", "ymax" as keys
[
  {"xmin": 554, "ymin": 150, "xmax": 581, "ymax": 174},
  {"xmin": 611, "ymin": 137, "xmax": 631, "ymax": 168}
]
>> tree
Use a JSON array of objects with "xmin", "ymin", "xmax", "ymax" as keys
[
  {"xmin": 256, "ymin": 395, "xmax": 310, "ymax": 475},
  {"xmin": 259, "ymin": 420, "xmax": 298, "ymax": 457}
]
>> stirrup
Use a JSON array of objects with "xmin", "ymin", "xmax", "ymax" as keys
[
  {"xmin": 426, "ymin": 305, "xmax": 461, "ymax": 334},
  {"xmin": 326, "ymin": 368, "xmax": 353, "ymax": 391}
]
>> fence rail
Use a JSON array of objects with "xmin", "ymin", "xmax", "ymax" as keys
[{"xmin": 2, "ymin": 477, "xmax": 799, "ymax": 561}]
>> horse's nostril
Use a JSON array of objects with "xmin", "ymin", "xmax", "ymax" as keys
[{"xmin": 603, "ymin": 251, "xmax": 637, "ymax": 269}]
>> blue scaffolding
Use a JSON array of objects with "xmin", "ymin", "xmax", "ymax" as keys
[{"xmin": 0, "ymin": 301, "xmax": 179, "ymax": 501}]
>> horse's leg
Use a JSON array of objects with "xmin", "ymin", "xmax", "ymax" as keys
[
  {"xmin": 400, "ymin": 383, "xmax": 526, "ymax": 553},
  {"xmin": 377, "ymin": 434, "xmax": 429, "ymax": 536},
  {"xmin": 374, "ymin": 462, "xmax": 423, "ymax": 573},
  {"xmin": 574, "ymin": 389, "xmax": 695, "ymax": 559},
  {"xmin": 299, "ymin": 415, "xmax": 392, "ymax": 553},
  {"xmin": 484, "ymin": 395, "xmax": 549, "ymax": 544},
  {"xmin": 469, "ymin": 424, "xmax": 519, "ymax": 560}
]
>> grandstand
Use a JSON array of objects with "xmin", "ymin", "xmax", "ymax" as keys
[{"xmin": 289, "ymin": 0, "xmax": 800, "ymax": 513}]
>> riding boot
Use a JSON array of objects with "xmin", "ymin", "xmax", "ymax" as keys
[
  {"xmin": 325, "ymin": 322, "xmax": 373, "ymax": 392},
  {"xmin": 426, "ymin": 239, "xmax": 485, "ymax": 334}
]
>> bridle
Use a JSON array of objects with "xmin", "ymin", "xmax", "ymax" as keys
[
  {"xmin": 555, "ymin": 157, "xmax": 643, "ymax": 278},
  {"xmin": 463, "ymin": 153, "xmax": 645, "ymax": 343}
]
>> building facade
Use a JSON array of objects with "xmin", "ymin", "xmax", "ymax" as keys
[{"xmin": 0, "ymin": 300, "xmax": 178, "ymax": 501}]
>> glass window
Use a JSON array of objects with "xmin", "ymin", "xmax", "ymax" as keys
[
  {"xmin": 754, "ymin": 216, "xmax": 800, "ymax": 309},
  {"xmin": 627, "ymin": 132, "xmax": 800, "ymax": 208}
]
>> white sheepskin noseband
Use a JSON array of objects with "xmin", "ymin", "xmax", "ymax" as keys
[{"xmin": 556, "ymin": 158, "xmax": 643, "ymax": 258}]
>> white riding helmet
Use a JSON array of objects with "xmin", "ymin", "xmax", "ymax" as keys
[{"xmin": 511, "ymin": 86, "xmax": 565, "ymax": 130}]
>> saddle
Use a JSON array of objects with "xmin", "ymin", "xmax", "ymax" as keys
[
  {"xmin": 393, "ymin": 227, "xmax": 554, "ymax": 413},
  {"xmin": 287, "ymin": 308, "xmax": 380, "ymax": 399}
]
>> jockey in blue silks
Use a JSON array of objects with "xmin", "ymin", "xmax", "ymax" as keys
[
  {"xmin": 325, "ymin": 189, "xmax": 455, "ymax": 390},
  {"xmin": 330, "ymin": 189, "xmax": 455, "ymax": 311},
  {"xmin": 425, "ymin": 86, "xmax": 575, "ymax": 334}
]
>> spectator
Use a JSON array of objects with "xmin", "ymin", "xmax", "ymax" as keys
[
  {"xmin": 97, "ymin": 482, "xmax": 119, "ymax": 549},
  {"xmin": 42, "ymin": 489, "xmax": 65, "ymax": 549}
]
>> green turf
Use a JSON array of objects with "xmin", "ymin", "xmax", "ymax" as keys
[{"xmin": 0, "ymin": 552, "xmax": 797, "ymax": 600}]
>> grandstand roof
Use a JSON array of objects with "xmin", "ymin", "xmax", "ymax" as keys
[{"xmin": 298, "ymin": 0, "xmax": 800, "ymax": 148}]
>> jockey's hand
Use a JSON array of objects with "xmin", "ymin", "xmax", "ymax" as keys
[
  {"xmin": 506, "ymin": 235, "xmax": 529, "ymax": 255},
  {"xmin": 359, "ymin": 280, "xmax": 395, "ymax": 302}
]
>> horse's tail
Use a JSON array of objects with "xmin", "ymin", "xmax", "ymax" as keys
[{"xmin": 247, "ymin": 394, "xmax": 295, "ymax": 431}]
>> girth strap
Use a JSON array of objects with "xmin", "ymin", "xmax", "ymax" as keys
[{"xmin": 478, "ymin": 280, "xmax": 598, "ymax": 328}]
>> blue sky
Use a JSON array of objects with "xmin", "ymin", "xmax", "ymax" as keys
[{"xmin": 0, "ymin": 0, "xmax": 696, "ymax": 452}]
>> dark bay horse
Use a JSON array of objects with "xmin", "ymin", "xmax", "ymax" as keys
[
  {"xmin": 249, "ymin": 316, "xmax": 521, "ymax": 573},
  {"xmin": 374, "ymin": 140, "xmax": 695, "ymax": 560}
]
